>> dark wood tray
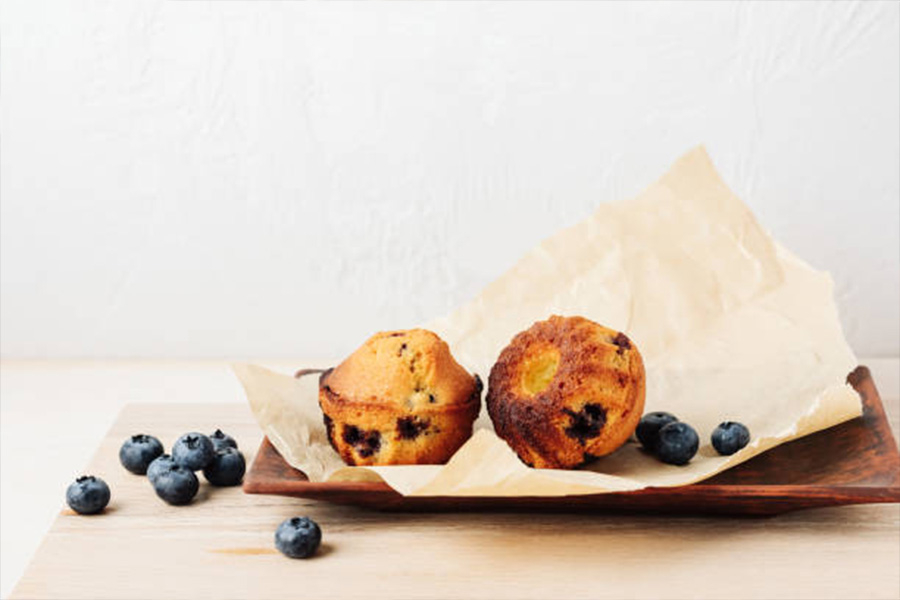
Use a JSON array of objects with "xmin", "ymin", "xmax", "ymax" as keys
[{"xmin": 243, "ymin": 366, "xmax": 900, "ymax": 515}]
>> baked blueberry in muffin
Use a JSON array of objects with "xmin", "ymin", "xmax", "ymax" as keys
[
  {"xmin": 486, "ymin": 315, "xmax": 645, "ymax": 469},
  {"xmin": 319, "ymin": 329, "xmax": 481, "ymax": 466}
]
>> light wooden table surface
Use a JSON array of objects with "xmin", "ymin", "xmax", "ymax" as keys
[{"xmin": 2, "ymin": 360, "xmax": 899, "ymax": 599}]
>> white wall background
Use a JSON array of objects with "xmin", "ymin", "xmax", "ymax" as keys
[{"xmin": 1, "ymin": 0, "xmax": 898, "ymax": 359}]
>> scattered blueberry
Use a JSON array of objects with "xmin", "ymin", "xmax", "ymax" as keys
[
  {"xmin": 656, "ymin": 422, "xmax": 699, "ymax": 465},
  {"xmin": 636, "ymin": 412, "xmax": 679, "ymax": 451},
  {"xmin": 711, "ymin": 421, "xmax": 751, "ymax": 455},
  {"xmin": 202, "ymin": 447, "xmax": 246, "ymax": 487},
  {"xmin": 66, "ymin": 475, "xmax": 111, "ymax": 515},
  {"xmin": 275, "ymin": 517, "xmax": 322, "ymax": 559},
  {"xmin": 210, "ymin": 429, "xmax": 238, "ymax": 452},
  {"xmin": 172, "ymin": 433, "xmax": 216, "ymax": 471},
  {"xmin": 147, "ymin": 453, "xmax": 177, "ymax": 484},
  {"xmin": 119, "ymin": 434, "xmax": 164, "ymax": 475},
  {"xmin": 152, "ymin": 464, "xmax": 199, "ymax": 505}
]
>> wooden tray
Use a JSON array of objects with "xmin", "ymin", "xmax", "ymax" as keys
[{"xmin": 243, "ymin": 366, "xmax": 900, "ymax": 515}]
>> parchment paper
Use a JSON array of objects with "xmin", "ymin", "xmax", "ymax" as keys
[{"xmin": 235, "ymin": 146, "xmax": 861, "ymax": 496}]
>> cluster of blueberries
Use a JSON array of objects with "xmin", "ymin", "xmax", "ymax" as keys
[
  {"xmin": 126, "ymin": 430, "xmax": 247, "ymax": 504},
  {"xmin": 64, "ymin": 429, "xmax": 321, "ymax": 559},
  {"xmin": 65, "ymin": 430, "xmax": 245, "ymax": 512},
  {"xmin": 636, "ymin": 412, "xmax": 751, "ymax": 465}
]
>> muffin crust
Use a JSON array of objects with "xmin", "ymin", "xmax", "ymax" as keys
[{"xmin": 487, "ymin": 315, "xmax": 645, "ymax": 469}]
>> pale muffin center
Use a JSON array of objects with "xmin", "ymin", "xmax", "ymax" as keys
[{"xmin": 520, "ymin": 347, "xmax": 560, "ymax": 396}]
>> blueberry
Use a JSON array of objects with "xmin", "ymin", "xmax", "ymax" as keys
[
  {"xmin": 66, "ymin": 475, "xmax": 111, "ymax": 515},
  {"xmin": 636, "ymin": 412, "xmax": 679, "ymax": 451},
  {"xmin": 210, "ymin": 429, "xmax": 238, "ymax": 452},
  {"xmin": 172, "ymin": 433, "xmax": 216, "ymax": 471},
  {"xmin": 152, "ymin": 464, "xmax": 199, "ymax": 505},
  {"xmin": 656, "ymin": 422, "xmax": 699, "ymax": 465},
  {"xmin": 711, "ymin": 421, "xmax": 751, "ymax": 455},
  {"xmin": 146, "ymin": 454, "xmax": 177, "ymax": 484},
  {"xmin": 202, "ymin": 447, "xmax": 246, "ymax": 487},
  {"xmin": 275, "ymin": 517, "xmax": 322, "ymax": 559},
  {"xmin": 119, "ymin": 434, "xmax": 164, "ymax": 475}
]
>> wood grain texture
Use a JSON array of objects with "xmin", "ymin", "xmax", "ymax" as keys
[
  {"xmin": 245, "ymin": 366, "xmax": 900, "ymax": 514},
  {"xmin": 10, "ymin": 377, "xmax": 900, "ymax": 599}
]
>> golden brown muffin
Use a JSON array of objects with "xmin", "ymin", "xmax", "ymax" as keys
[
  {"xmin": 486, "ymin": 315, "xmax": 645, "ymax": 469},
  {"xmin": 319, "ymin": 329, "xmax": 482, "ymax": 466}
]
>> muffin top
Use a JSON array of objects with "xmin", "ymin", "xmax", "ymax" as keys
[
  {"xmin": 323, "ymin": 329, "xmax": 478, "ymax": 411},
  {"xmin": 490, "ymin": 315, "xmax": 641, "ymax": 403}
]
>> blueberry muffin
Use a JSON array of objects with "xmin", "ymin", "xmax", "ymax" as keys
[
  {"xmin": 319, "ymin": 329, "xmax": 482, "ymax": 466},
  {"xmin": 487, "ymin": 315, "xmax": 645, "ymax": 469}
]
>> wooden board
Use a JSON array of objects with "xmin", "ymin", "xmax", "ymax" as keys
[
  {"xmin": 244, "ymin": 366, "xmax": 900, "ymax": 514},
  {"xmin": 10, "ymin": 399, "xmax": 900, "ymax": 600}
]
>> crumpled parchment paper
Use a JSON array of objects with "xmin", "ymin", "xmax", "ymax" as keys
[{"xmin": 234, "ymin": 146, "xmax": 861, "ymax": 496}]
